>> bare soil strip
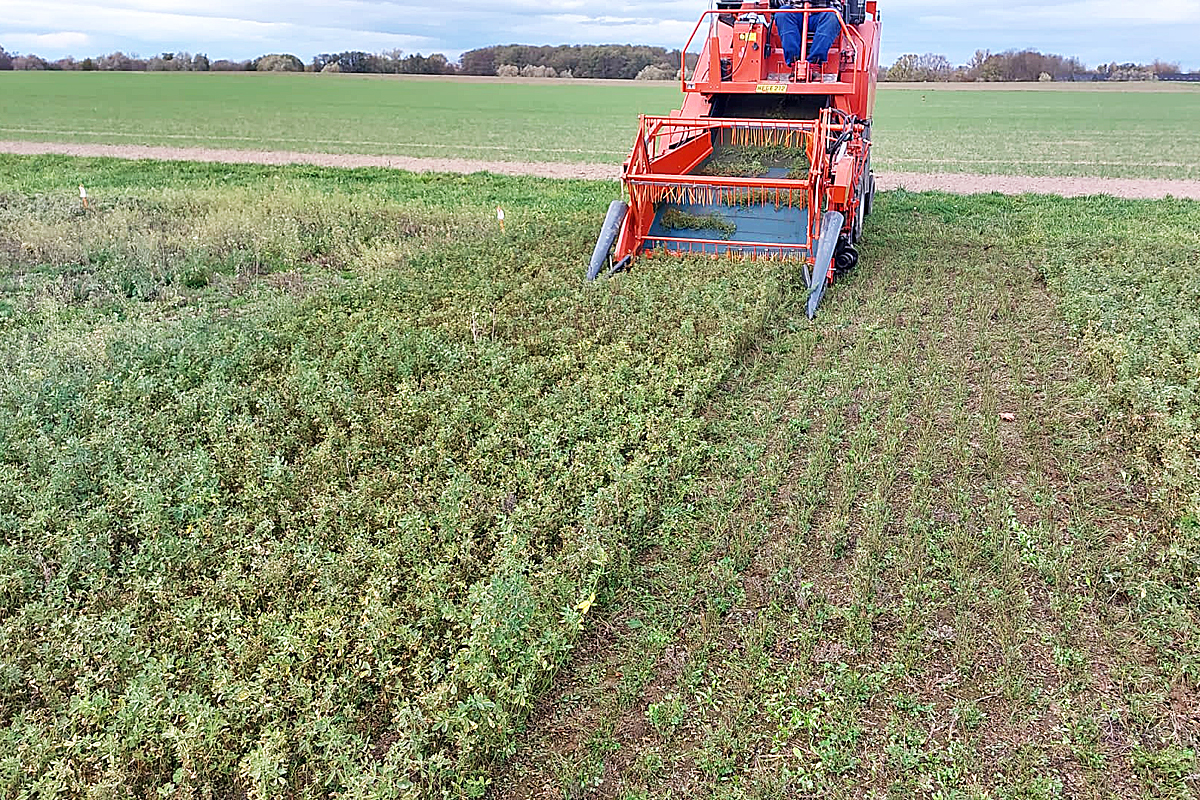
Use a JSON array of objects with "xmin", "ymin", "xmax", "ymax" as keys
[
  {"xmin": 0, "ymin": 140, "xmax": 618, "ymax": 181},
  {"xmin": 4, "ymin": 140, "xmax": 1199, "ymax": 199}
]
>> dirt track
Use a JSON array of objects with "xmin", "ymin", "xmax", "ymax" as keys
[{"xmin": 4, "ymin": 140, "xmax": 1199, "ymax": 200}]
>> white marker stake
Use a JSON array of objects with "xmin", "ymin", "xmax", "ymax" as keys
[
  {"xmin": 496, "ymin": 206, "xmax": 505, "ymax": 232},
  {"xmin": 79, "ymin": 184, "xmax": 88, "ymax": 210}
]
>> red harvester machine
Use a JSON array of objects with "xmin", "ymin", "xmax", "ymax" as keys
[{"xmin": 588, "ymin": 0, "xmax": 881, "ymax": 318}]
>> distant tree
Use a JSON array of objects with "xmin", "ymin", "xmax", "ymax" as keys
[
  {"xmin": 210, "ymin": 59, "xmax": 249, "ymax": 71},
  {"xmin": 918, "ymin": 53, "xmax": 953, "ymax": 80},
  {"xmin": 0, "ymin": 46, "xmax": 13, "ymax": 70},
  {"xmin": 255, "ymin": 53, "xmax": 304, "ymax": 72},
  {"xmin": 965, "ymin": 49, "xmax": 989, "ymax": 80},
  {"xmin": 460, "ymin": 47, "xmax": 497, "ymax": 76},
  {"xmin": 398, "ymin": 53, "xmax": 455, "ymax": 74},
  {"xmin": 635, "ymin": 64, "xmax": 674, "ymax": 80},
  {"xmin": 884, "ymin": 54, "xmax": 921, "ymax": 81},
  {"xmin": 148, "ymin": 52, "xmax": 192, "ymax": 71},
  {"xmin": 81, "ymin": 57, "xmax": 95, "ymax": 71},
  {"xmin": 969, "ymin": 49, "xmax": 1087, "ymax": 82},
  {"xmin": 97, "ymin": 51, "xmax": 135, "ymax": 70},
  {"xmin": 192, "ymin": 53, "xmax": 210, "ymax": 71},
  {"xmin": 520, "ymin": 64, "xmax": 556, "ymax": 77},
  {"xmin": 496, "ymin": 64, "xmax": 520, "ymax": 77},
  {"xmin": 458, "ymin": 44, "xmax": 689, "ymax": 79},
  {"xmin": 1107, "ymin": 62, "xmax": 1156, "ymax": 81},
  {"xmin": 315, "ymin": 51, "xmax": 375, "ymax": 73},
  {"xmin": 377, "ymin": 48, "xmax": 405, "ymax": 73},
  {"xmin": 13, "ymin": 54, "xmax": 49, "ymax": 70}
]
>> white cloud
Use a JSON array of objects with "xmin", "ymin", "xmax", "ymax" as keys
[
  {"xmin": 2, "ymin": 30, "xmax": 91, "ymax": 50},
  {"xmin": 1, "ymin": 0, "xmax": 1198, "ymax": 68}
]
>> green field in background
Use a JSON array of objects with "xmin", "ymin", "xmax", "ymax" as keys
[{"xmin": 2, "ymin": 72, "xmax": 1198, "ymax": 179}]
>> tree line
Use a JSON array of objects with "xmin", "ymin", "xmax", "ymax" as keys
[
  {"xmin": 0, "ymin": 43, "xmax": 691, "ymax": 79},
  {"xmin": 881, "ymin": 50, "xmax": 1185, "ymax": 82},
  {"xmin": 459, "ymin": 45, "xmax": 696, "ymax": 80},
  {"xmin": 0, "ymin": 42, "xmax": 1188, "ymax": 82},
  {"xmin": 0, "ymin": 46, "xmax": 459, "ymax": 74}
]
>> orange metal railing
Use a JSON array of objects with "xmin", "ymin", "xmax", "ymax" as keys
[
  {"xmin": 680, "ymin": 7, "xmax": 864, "ymax": 86},
  {"xmin": 620, "ymin": 111, "xmax": 847, "ymax": 262}
]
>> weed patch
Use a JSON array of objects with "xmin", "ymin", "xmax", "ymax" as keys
[
  {"xmin": 1034, "ymin": 196, "xmax": 1200, "ymax": 621},
  {"xmin": 0, "ymin": 160, "xmax": 790, "ymax": 797}
]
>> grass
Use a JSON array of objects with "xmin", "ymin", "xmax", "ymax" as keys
[
  {"xmin": 874, "ymin": 85, "xmax": 1200, "ymax": 180},
  {"xmin": 0, "ymin": 155, "xmax": 789, "ymax": 797},
  {"xmin": 1, "ymin": 73, "xmax": 1199, "ymax": 178},
  {"xmin": 0, "ymin": 153, "xmax": 1197, "ymax": 798},
  {"xmin": 0, "ymin": 72, "xmax": 674, "ymax": 164},
  {"xmin": 499, "ymin": 189, "xmax": 1200, "ymax": 799}
]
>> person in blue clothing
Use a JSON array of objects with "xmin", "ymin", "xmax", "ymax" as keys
[{"xmin": 775, "ymin": 0, "xmax": 843, "ymax": 67}]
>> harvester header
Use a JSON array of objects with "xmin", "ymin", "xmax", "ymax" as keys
[{"xmin": 588, "ymin": 0, "xmax": 882, "ymax": 318}]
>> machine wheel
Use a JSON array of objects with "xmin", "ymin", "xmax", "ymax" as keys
[
  {"xmin": 852, "ymin": 182, "xmax": 866, "ymax": 243},
  {"xmin": 835, "ymin": 243, "xmax": 859, "ymax": 275},
  {"xmin": 864, "ymin": 171, "xmax": 876, "ymax": 217}
]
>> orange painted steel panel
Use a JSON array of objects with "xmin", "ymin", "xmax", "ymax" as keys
[
  {"xmin": 648, "ymin": 132, "xmax": 714, "ymax": 177},
  {"xmin": 831, "ymin": 159, "xmax": 855, "ymax": 205},
  {"xmin": 612, "ymin": 3, "xmax": 879, "ymax": 267}
]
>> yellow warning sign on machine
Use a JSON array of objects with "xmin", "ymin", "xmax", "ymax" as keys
[{"xmin": 755, "ymin": 83, "xmax": 787, "ymax": 93}]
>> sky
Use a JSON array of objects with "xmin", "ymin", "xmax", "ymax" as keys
[{"xmin": 2, "ymin": 0, "xmax": 1197, "ymax": 70}]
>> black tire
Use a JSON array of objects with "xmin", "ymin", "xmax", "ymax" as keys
[
  {"xmin": 851, "ymin": 168, "xmax": 867, "ymax": 242},
  {"xmin": 835, "ymin": 244, "xmax": 859, "ymax": 274}
]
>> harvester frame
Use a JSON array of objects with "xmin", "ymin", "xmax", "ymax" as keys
[{"xmin": 588, "ymin": 0, "xmax": 882, "ymax": 318}]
